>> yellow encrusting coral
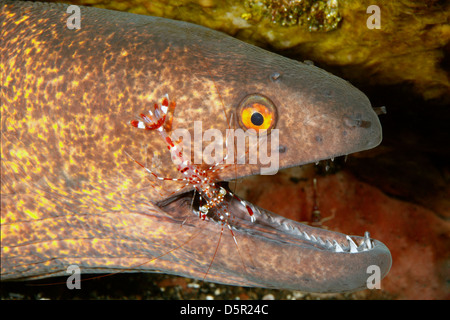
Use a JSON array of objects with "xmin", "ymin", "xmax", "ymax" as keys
[{"xmin": 243, "ymin": 0, "xmax": 341, "ymax": 31}]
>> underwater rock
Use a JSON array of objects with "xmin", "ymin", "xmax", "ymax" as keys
[{"xmin": 243, "ymin": 0, "xmax": 341, "ymax": 31}]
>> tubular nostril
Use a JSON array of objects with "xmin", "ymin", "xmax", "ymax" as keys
[
  {"xmin": 343, "ymin": 114, "xmax": 372, "ymax": 129},
  {"xmin": 373, "ymin": 106, "xmax": 387, "ymax": 115},
  {"xmin": 270, "ymin": 72, "xmax": 281, "ymax": 83}
]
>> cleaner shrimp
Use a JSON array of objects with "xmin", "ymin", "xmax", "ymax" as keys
[{"xmin": 127, "ymin": 94, "xmax": 257, "ymax": 280}]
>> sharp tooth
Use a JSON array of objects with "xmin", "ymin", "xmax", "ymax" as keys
[
  {"xmin": 346, "ymin": 236, "xmax": 358, "ymax": 253},
  {"xmin": 357, "ymin": 242, "xmax": 366, "ymax": 251},
  {"xmin": 326, "ymin": 240, "xmax": 333, "ymax": 248},
  {"xmin": 333, "ymin": 240, "xmax": 344, "ymax": 252},
  {"xmin": 364, "ymin": 231, "xmax": 373, "ymax": 249},
  {"xmin": 283, "ymin": 222, "xmax": 294, "ymax": 231},
  {"xmin": 292, "ymin": 226, "xmax": 302, "ymax": 236},
  {"xmin": 311, "ymin": 235, "xmax": 317, "ymax": 242},
  {"xmin": 303, "ymin": 232, "xmax": 311, "ymax": 240},
  {"xmin": 317, "ymin": 236, "xmax": 325, "ymax": 245}
]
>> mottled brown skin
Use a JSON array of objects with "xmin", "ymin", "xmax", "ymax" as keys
[{"xmin": 1, "ymin": 1, "xmax": 390, "ymax": 292}]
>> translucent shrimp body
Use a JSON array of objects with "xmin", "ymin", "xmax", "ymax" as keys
[{"xmin": 129, "ymin": 95, "xmax": 256, "ymax": 230}]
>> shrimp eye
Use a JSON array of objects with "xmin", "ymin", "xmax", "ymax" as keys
[{"xmin": 237, "ymin": 94, "xmax": 277, "ymax": 134}]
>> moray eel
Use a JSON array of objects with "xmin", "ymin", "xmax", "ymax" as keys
[{"xmin": 1, "ymin": 1, "xmax": 391, "ymax": 292}]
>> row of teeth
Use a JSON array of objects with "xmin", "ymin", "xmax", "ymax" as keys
[
  {"xmin": 300, "ymin": 230, "xmax": 374, "ymax": 253},
  {"xmin": 197, "ymin": 200, "xmax": 375, "ymax": 254},
  {"xmin": 254, "ymin": 206, "xmax": 374, "ymax": 253}
]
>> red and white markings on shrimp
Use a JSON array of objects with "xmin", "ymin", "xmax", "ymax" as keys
[{"xmin": 127, "ymin": 94, "xmax": 256, "ymax": 279}]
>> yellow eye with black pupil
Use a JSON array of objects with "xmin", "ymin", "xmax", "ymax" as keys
[
  {"xmin": 237, "ymin": 94, "xmax": 277, "ymax": 134},
  {"xmin": 251, "ymin": 112, "xmax": 264, "ymax": 126}
]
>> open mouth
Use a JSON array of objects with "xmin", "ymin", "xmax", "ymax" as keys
[
  {"xmin": 158, "ymin": 180, "xmax": 377, "ymax": 255},
  {"xmin": 156, "ymin": 175, "xmax": 392, "ymax": 293}
]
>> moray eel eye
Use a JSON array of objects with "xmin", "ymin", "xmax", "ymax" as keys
[
  {"xmin": 237, "ymin": 94, "xmax": 277, "ymax": 134},
  {"xmin": 251, "ymin": 112, "xmax": 264, "ymax": 126}
]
